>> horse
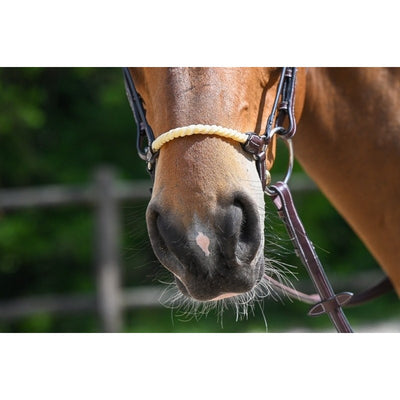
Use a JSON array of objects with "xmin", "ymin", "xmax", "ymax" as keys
[{"xmin": 126, "ymin": 67, "xmax": 400, "ymax": 318}]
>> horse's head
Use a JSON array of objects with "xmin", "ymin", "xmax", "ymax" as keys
[{"xmin": 129, "ymin": 67, "xmax": 305, "ymax": 303}]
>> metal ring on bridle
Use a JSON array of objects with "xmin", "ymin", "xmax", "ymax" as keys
[
  {"xmin": 264, "ymin": 135, "xmax": 294, "ymax": 196},
  {"xmin": 267, "ymin": 126, "xmax": 286, "ymax": 142}
]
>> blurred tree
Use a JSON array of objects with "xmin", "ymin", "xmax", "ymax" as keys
[{"xmin": 0, "ymin": 68, "xmax": 153, "ymax": 332}]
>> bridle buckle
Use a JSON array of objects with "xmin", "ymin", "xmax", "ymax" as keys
[{"xmin": 242, "ymin": 132, "xmax": 268, "ymax": 157}]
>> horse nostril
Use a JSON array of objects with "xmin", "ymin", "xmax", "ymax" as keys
[
  {"xmin": 229, "ymin": 194, "xmax": 262, "ymax": 263},
  {"xmin": 146, "ymin": 205, "xmax": 185, "ymax": 276},
  {"xmin": 234, "ymin": 198, "xmax": 253, "ymax": 245}
]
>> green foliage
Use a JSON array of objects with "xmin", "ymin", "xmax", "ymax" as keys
[{"xmin": 0, "ymin": 68, "xmax": 149, "ymax": 332}]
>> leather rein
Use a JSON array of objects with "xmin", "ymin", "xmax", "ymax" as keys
[{"xmin": 123, "ymin": 67, "xmax": 393, "ymax": 333}]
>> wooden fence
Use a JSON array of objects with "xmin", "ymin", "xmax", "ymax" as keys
[{"xmin": 0, "ymin": 167, "xmax": 318, "ymax": 332}]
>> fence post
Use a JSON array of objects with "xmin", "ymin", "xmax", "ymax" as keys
[{"xmin": 93, "ymin": 166, "xmax": 123, "ymax": 332}]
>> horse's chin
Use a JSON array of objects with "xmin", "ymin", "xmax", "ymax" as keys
[{"xmin": 173, "ymin": 256, "xmax": 265, "ymax": 302}]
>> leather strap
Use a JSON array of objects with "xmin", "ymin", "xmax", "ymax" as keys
[
  {"xmin": 264, "ymin": 275, "xmax": 393, "ymax": 308},
  {"xmin": 269, "ymin": 181, "xmax": 354, "ymax": 332}
]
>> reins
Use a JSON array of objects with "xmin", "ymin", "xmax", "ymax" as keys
[{"xmin": 123, "ymin": 67, "xmax": 394, "ymax": 333}]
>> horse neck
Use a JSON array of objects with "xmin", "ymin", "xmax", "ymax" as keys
[{"xmin": 295, "ymin": 67, "xmax": 400, "ymax": 293}]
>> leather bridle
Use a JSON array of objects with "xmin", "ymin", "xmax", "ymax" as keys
[
  {"xmin": 122, "ymin": 67, "xmax": 296, "ymax": 190},
  {"xmin": 123, "ymin": 67, "xmax": 393, "ymax": 333}
]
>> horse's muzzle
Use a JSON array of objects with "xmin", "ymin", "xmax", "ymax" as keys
[{"xmin": 146, "ymin": 192, "xmax": 264, "ymax": 301}]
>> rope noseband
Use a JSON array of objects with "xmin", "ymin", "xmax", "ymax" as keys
[{"xmin": 152, "ymin": 124, "xmax": 248, "ymax": 152}]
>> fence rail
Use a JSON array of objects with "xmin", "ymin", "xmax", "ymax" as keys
[
  {"xmin": 0, "ymin": 286, "xmax": 166, "ymax": 321},
  {"xmin": 0, "ymin": 167, "xmax": 318, "ymax": 331},
  {"xmin": 0, "ymin": 180, "xmax": 151, "ymax": 209}
]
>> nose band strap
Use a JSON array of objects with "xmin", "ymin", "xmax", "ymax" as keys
[
  {"xmin": 151, "ymin": 124, "xmax": 249, "ymax": 152},
  {"xmin": 152, "ymin": 124, "xmax": 273, "ymax": 190}
]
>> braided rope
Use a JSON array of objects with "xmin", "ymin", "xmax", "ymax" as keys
[{"xmin": 151, "ymin": 124, "xmax": 249, "ymax": 152}]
